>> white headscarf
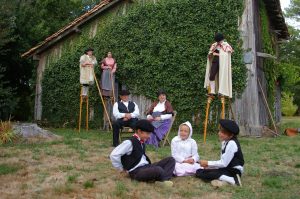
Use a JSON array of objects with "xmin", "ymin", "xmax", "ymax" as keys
[{"xmin": 173, "ymin": 121, "xmax": 193, "ymax": 141}]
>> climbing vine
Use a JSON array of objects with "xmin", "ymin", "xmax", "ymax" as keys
[
  {"xmin": 42, "ymin": 0, "xmax": 246, "ymax": 128},
  {"xmin": 259, "ymin": 0, "xmax": 279, "ymax": 116}
]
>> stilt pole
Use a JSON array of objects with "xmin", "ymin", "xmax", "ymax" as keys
[
  {"xmin": 93, "ymin": 71, "xmax": 113, "ymax": 130},
  {"xmin": 78, "ymin": 86, "xmax": 83, "ymax": 132},
  {"xmin": 203, "ymin": 96, "xmax": 214, "ymax": 144}
]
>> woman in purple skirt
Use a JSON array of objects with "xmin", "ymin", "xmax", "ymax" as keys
[{"xmin": 145, "ymin": 90, "xmax": 174, "ymax": 147}]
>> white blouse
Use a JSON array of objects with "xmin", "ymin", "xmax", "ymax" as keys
[{"xmin": 147, "ymin": 100, "xmax": 172, "ymax": 120}]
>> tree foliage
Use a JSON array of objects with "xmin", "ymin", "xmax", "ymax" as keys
[{"xmin": 0, "ymin": 0, "xmax": 102, "ymax": 120}]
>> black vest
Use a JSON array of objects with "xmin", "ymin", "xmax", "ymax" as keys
[
  {"xmin": 118, "ymin": 101, "xmax": 135, "ymax": 113},
  {"xmin": 222, "ymin": 138, "xmax": 244, "ymax": 168},
  {"xmin": 121, "ymin": 137, "xmax": 151, "ymax": 171}
]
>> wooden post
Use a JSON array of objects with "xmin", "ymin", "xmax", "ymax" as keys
[{"xmin": 203, "ymin": 96, "xmax": 213, "ymax": 144}]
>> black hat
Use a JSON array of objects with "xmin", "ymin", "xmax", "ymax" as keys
[
  {"xmin": 157, "ymin": 89, "xmax": 167, "ymax": 97},
  {"xmin": 85, "ymin": 47, "xmax": 94, "ymax": 54},
  {"xmin": 135, "ymin": 119, "xmax": 154, "ymax": 133},
  {"xmin": 119, "ymin": 89, "xmax": 130, "ymax": 96},
  {"xmin": 214, "ymin": 33, "xmax": 224, "ymax": 42},
  {"xmin": 219, "ymin": 119, "xmax": 239, "ymax": 135}
]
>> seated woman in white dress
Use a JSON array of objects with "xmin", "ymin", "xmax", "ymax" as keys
[
  {"xmin": 145, "ymin": 90, "xmax": 174, "ymax": 147},
  {"xmin": 171, "ymin": 121, "xmax": 201, "ymax": 176}
]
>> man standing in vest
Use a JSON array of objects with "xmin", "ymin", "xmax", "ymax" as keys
[{"xmin": 112, "ymin": 89, "xmax": 140, "ymax": 147}]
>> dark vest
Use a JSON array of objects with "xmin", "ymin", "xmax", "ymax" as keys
[
  {"xmin": 118, "ymin": 101, "xmax": 135, "ymax": 113},
  {"xmin": 222, "ymin": 138, "xmax": 244, "ymax": 168},
  {"xmin": 121, "ymin": 137, "xmax": 151, "ymax": 171}
]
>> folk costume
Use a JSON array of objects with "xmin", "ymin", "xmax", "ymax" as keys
[
  {"xmin": 101, "ymin": 57, "xmax": 117, "ymax": 97},
  {"xmin": 171, "ymin": 121, "xmax": 201, "ymax": 176},
  {"xmin": 145, "ymin": 99, "xmax": 174, "ymax": 147},
  {"xmin": 110, "ymin": 120, "xmax": 175, "ymax": 182},
  {"xmin": 112, "ymin": 90, "xmax": 140, "ymax": 147},
  {"xmin": 204, "ymin": 33, "xmax": 233, "ymax": 98},
  {"xmin": 79, "ymin": 48, "xmax": 97, "ymax": 96},
  {"xmin": 196, "ymin": 120, "xmax": 244, "ymax": 186}
]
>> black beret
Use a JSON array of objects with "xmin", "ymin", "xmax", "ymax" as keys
[
  {"xmin": 135, "ymin": 119, "xmax": 154, "ymax": 133},
  {"xmin": 214, "ymin": 33, "xmax": 224, "ymax": 42},
  {"xmin": 85, "ymin": 47, "xmax": 94, "ymax": 54},
  {"xmin": 219, "ymin": 119, "xmax": 239, "ymax": 135},
  {"xmin": 119, "ymin": 89, "xmax": 130, "ymax": 96},
  {"xmin": 157, "ymin": 89, "xmax": 167, "ymax": 97}
]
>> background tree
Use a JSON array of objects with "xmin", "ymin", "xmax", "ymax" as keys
[
  {"xmin": 280, "ymin": 1, "xmax": 300, "ymax": 115},
  {"xmin": 0, "ymin": 0, "xmax": 101, "ymax": 120}
]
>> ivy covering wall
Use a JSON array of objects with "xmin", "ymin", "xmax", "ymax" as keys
[
  {"xmin": 259, "ymin": 0, "xmax": 279, "ymax": 115},
  {"xmin": 42, "ymin": 0, "xmax": 246, "ymax": 128}
]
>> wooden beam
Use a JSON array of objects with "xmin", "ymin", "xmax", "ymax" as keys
[{"xmin": 256, "ymin": 52, "xmax": 277, "ymax": 59}]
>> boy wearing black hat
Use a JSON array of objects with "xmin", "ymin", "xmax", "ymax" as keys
[
  {"xmin": 110, "ymin": 120, "xmax": 175, "ymax": 186},
  {"xmin": 196, "ymin": 119, "xmax": 244, "ymax": 187},
  {"xmin": 112, "ymin": 89, "xmax": 140, "ymax": 146}
]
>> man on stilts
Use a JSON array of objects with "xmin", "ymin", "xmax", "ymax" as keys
[
  {"xmin": 204, "ymin": 33, "xmax": 233, "ymax": 98},
  {"xmin": 203, "ymin": 33, "xmax": 234, "ymax": 143}
]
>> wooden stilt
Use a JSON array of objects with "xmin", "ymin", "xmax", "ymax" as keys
[
  {"xmin": 221, "ymin": 96, "xmax": 225, "ymax": 119},
  {"xmin": 111, "ymin": 72, "xmax": 115, "ymax": 105},
  {"xmin": 203, "ymin": 96, "xmax": 214, "ymax": 144},
  {"xmin": 86, "ymin": 96, "xmax": 89, "ymax": 131},
  {"xmin": 93, "ymin": 71, "xmax": 113, "ymax": 130},
  {"xmin": 78, "ymin": 86, "xmax": 83, "ymax": 132}
]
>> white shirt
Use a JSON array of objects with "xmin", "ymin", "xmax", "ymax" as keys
[
  {"xmin": 110, "ymin": 139, "xmax": 149, "ymax": 172},
  {"xmin": 208, "ymin": 140, "xmax": 244, "ymax": 173},
  {"xmin": 171, "ymin": 137, "xmax": 200, "ymax": 163},
  {"xmin": 113, "ymin": 101, "xmax": 140, "ymax": 120},
  {"xmin": 146, "ymin": 100, "xmax": 172, "ymax": 120}
]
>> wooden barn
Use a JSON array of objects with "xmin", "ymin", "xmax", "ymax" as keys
[{"xmin": 22, "ymin": 0, "xmax": 289, "ymax": 135}]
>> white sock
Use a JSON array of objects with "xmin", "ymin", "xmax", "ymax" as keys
[
  {"xmin": 219, "ymin": 175, "xmax": 235, "ymax": 185},
  {"xmin": 209, "ymin": 81, "xmax": 215, "ymax": 94},
  {"xmin": 82, "ymin": 86, "xmax": 89, "ymax": 96}
]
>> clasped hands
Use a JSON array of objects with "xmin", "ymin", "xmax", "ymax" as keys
[
  {"xmin": 147, "ymin": 115, "xmax": 161, "ymax": 121},
  {"xmin": 123, "ymin": 113, "xmax": 132, "ymax": 121}
]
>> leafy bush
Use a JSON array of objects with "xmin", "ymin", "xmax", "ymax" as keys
[
  {"xmin": 42, "ymin": 0, "xmax": 246, "ymax": 127},
  {"xmin": 0, "ymin": 120, "xmax": 17, "ymax": 144},
  {"xmin": 281, "ymin": 92, "xmax": 298, "ymax": 116}
]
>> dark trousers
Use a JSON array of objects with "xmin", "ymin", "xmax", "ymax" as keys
[
  {"xmin": 196, "ymin": 168, "xmax": 241, "ymax": 182},
  {"xmin": 129, "ymin": 157, "xmax": 175, "ymax": 182},
  {"xmin": 112, "ymin": 118, "xmax": 138, "ymax": 146},
  {"xmin": 209, "ymin": 56, "xmax": 219, "ymax": 81}
]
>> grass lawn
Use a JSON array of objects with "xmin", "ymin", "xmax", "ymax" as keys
[{"xmin": 0, "ymin": 117, "xmax": 299, "ymax": 199}]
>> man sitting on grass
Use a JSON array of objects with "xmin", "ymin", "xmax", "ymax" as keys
[{"xmin": 110, "ymin": 119, "xmax": 175, "ymax": 187}]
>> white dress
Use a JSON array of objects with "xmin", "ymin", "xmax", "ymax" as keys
[{"xmin": 171, "ymin": 121, "xmax": 201, "ymax": 176}]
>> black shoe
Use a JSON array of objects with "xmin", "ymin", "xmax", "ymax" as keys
[{"xmin": 234, "ymin": 174, "xmax": 242, "ymax": 186}]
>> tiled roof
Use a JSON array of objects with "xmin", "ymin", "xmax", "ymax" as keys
[{"xmin": 22, "ymin": 0, "xmax": 118, "ymax": 57}]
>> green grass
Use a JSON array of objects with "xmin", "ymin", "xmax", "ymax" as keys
[
  {"xmin": 0, "ymin": 117, "xmax": 299, "ymax": 198},
  {"xmin": 83, "ymin": 180, "xmax": 94, "ymax": 189},
  {"xmin": 0, "ymin": 163, "xmax": 22, "ymax": 175},
  {"xmin": 280, "ymin": 116, "xmax": 300, "ymax": 133}
]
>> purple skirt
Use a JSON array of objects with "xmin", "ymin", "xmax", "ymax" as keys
[{"xmin": 146, "ymin": 119, "xmax": 171, "ymax": 147}]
